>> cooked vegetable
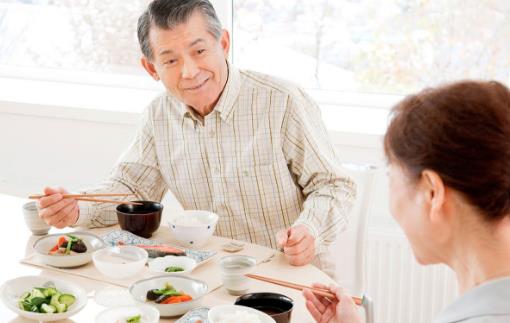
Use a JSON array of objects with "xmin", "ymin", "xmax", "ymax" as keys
[
  {"xmin": 126, "ymin": 314, "xmax": 142, "ymax": 323},
  {"xmin": 145, "ymin": 282, "xmax": 192, "ymax": 304},
  {"xmin": 48, "ymin": 235, "xmax": 87, "ymax": 255},
  {"xmin": 165, "ymin": 266, "xmax": 184, "ymax": 272},
  {"xmin": 17, "ymin": 285, "xmax": 76, "ymax": 314}
]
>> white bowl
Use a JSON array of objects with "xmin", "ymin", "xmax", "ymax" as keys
[
  {"xmin": 148, "ymin": 255, "xmax": 197, "ymax": 275},
  {"xmin": 129, "ymin": 275, "xmax": 208, "ymax": 317},
  {"xmin": 33, "ymin": 232, "xmax": 105, "ymax": 268},
  {"xmin": 92, "ymin": 246, "xmax": 148, "ymax": 279},
  {"xmin": 168, "ymin": 210, "xmax": 219, "ymax": 247},
  {"xmin": 0, "ymin": 275, "xmax": 87, "ymax": 321},
  {"xmin": 208, "ymin": 305, "xmax": 276, "ymax": 323},
  {"xmin": 95, "ymin": 304, "xmax": 159, "ymax": 323}
]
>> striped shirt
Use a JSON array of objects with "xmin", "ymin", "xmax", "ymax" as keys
[{"xmin": 76, "ymin": 63, "xmax": 356, "ymax": 276}]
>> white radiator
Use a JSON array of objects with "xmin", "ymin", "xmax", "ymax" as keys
[{"xmin": 364, "ymin": 230, "xmax": 458, "ymax": 323}]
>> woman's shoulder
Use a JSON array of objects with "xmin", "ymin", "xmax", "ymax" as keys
[{"xmin": 433, "ymin": 277, "xmax": 510, "ymax": 323}]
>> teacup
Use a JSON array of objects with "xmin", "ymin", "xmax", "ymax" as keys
[
  {"xmin": 219, "ymin": 255, "xmax": 256, "ymax": 295},
  {"xmin": 22, "ymin": 201, "xmax": 50, "ymax": 235}
]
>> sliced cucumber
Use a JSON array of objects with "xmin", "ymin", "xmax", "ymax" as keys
[
  {"xmin": 55, "ymin": 302, "xmax": 67, "ymax": 313},
  {"xmin": 58, "ymin": 294, "xmax": 76, "ymax": 307},
  {"xmin": 19, "ymin": 292, "xmax": 30, "ymax": 300},
  {"xmin": 41, "ymin": 303, "xmax": 56, "ymax": 314},
  {"xmin": 30, "ymin": 289, "xmax": 45, "ymax": 299},
  {"xmin": 50, "ymin": 294, "xmax": 61, "ymax": 307},
  {"xmin": 43, "ymin": 287, "xmax": 58, "ymax": 297}
]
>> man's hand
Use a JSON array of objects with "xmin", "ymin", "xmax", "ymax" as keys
[
  {"xmin": 37, "ymin": 187, "xmax": 79, "ymax": 229},
  {"xmin": 276, "ymin": 224, "xmax": 315, "ymax": 266}
]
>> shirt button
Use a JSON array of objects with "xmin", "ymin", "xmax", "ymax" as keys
[
  {"xmin": 212, "ymin": 167, "xmax": 219, "ymax": 175},
  {"xmin": 209, "ymin": 130, "xmax": 215, "ymax": 137}
]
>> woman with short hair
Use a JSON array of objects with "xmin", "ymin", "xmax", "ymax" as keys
[{"xmin": 304, "ymin": 80, "xmax": 510, "ymax": 323}]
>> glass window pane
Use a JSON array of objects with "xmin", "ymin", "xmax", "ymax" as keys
[
  {"xmin": 233, "ymin": 0, "xmax": 510, "ymax": 95},
  {"xmin": 0, "ymin": 0, "xmax": 149, "ymax": 76}
]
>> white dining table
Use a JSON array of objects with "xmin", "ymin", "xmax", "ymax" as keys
[{"xmin": 0, "ymin": 193, "xmax": 335, "ymax": 322}]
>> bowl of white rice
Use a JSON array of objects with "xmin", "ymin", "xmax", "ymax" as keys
[
  {"xmin": 167, "ymin": 210, "xmax": 219, "ymax": 247},
  {"xmin": 208, "ymin": 305, "xmax": 275, "ymax": 323}
]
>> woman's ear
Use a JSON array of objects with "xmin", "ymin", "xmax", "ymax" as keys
[
  {"xmin": 141, "ymin": 56, "xmax": 160, "ymax": 81},
  {"xmin": 421, "ymin": 170, "xmax": 445, "ymax": 222}
]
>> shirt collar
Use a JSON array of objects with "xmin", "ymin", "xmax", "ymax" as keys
[
  {"xmin": 434, "ymin": 277, "xmax": 510, "ymax": 323},
  {"xmin": 170, "ymin": 60, "xmax": 242, "ymax": 125},
  {"xmin": 210, "ymin": 61, "xmax": 242, "ymax": 124}
]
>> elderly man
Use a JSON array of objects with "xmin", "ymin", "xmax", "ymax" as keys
[{"xmin": 38, "ymin": 0, "xmax": 355, "ymax": 277}]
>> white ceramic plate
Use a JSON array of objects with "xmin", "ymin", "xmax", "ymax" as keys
[
  {"xmin": 208, "ymin": 305, "xmax": 276, "ymax": 323},
  {"xmin": 0, "ymin": 275, "xmax": 87, "ymax": 322},
  {"xmin": 33, "ymin": 231, "xmax": 105, "ymax": 268},
  {"xmin": 95, "ymin": 304, "xmax": 159, "ymax": 323},
  {"xmin": 148, "ymin": 255, "xmax": 197, "ymax": 275},
  {"xmin": 129, "ymin": 275, "xmax": 208, "ymax": 317}
]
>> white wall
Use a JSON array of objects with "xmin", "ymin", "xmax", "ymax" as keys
[{"xmin": 0, "ymin": 111, "xmax": 136, "ymax": 197}]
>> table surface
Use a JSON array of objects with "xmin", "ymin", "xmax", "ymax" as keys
[{"xmin": 0, "ymin": 193, "xmax": 334, "ymax": 322}]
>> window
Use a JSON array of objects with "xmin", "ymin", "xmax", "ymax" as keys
[
  {"xmin": 2, "ymin": 1, "xmax": 509, "ymax": 135},
  {"xmin": 0, "ymin": 0, "xmax": 154, "ymax": 88},
  {"xmin": 232, "ymin": 0, "xmax": 510, "ymax": 96}
]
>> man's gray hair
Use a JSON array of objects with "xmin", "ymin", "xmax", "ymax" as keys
[{"xmin": 137, "ymin": 0, "xmax": 223, "ymax": 60}]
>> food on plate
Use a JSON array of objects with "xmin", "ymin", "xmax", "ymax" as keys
[
  {"xmin": 117, "ymin": 241, "xmax": 185, "ymax": 258},
  {"xmin": 216, "ymin": 310, "xmax": 262, "ymax": 323},
  {"xmin": 17, "ymin": 286, "xmax": 76, "ymax": 314},
  {"xmin": 48, "ymin": 234, "xmax": 87, "ymax": 255},
  {"xmin": 145, "ymin": 282, "xmax": 193, "ymax": 304},
  {"xmin": 116, "ymin": 314, "xmax": 142, "ymax": 323},
  {"xmin": 164, "ymin": 266, "xmax": 184, "ymax": 273}
]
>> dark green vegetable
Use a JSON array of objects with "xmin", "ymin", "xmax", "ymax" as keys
[
  {"xmin": 126, "ymin": 314, "xmax": 142, "ymax": 323},
  {"xmin": 146, "ymin": 282, "xmax": 182, "ymax": 302},
  {"xmin": 165, "ymin": 266, "xmax": 184, "ymax": 272},
  {"xmin": 146, "ymin": 289, "xmax": 159, "ymax": 301}
]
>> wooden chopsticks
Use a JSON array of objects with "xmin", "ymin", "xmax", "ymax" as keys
[
  {"xmin": 28, "ymin": 193, "xmax": 142, "ymax": 206},
  {"xmin": 245, "ymin": 273, "xmax": 363, "ymax": 306}
]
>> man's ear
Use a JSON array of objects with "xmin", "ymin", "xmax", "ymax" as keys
[
  {"xmin": 219, "ymin": 29, "xmax": 230, "ymax": 58},
  {"xmin": 421, "ymin": 170, "xmax": 445, "ymax": 222},
  {"xmin": 141, "ymin": 56, "xmax": 160, "ymax": 81}
]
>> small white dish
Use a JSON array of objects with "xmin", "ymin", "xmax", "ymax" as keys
[
  {"xmin": 0, "ymin": 275, "xmax": 87, "ymax": 322},
  {"xmin": 95, "ymin": 304, "xmax": 159, "ymax": 323},
  {"xmin": 168, "ymin": 210, "xmax": 219, "ymax": 247},
  {"xmin": 148, "ymin": 255, "xmax": 197, "ymax": 275},
  {"xmin": 33, "ymin": 232, "xmax": 105, "ymax": 268},
  {"xmin": 129, "ymin": 275, "xmax": 208, "ymax": 317},
  {"xmin": 208, "ymin": 304, "xmax": 276, "ymax": 323},
  {"xmin": 92, "ymin": 245, "xmax": 148, "ymax": 279}
]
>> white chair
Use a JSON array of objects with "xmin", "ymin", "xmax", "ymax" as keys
[{"xmin": 333, "ymin": 163, "xmax": 379, "ymax": 323}]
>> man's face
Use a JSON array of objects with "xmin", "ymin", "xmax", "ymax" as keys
[{"xmin": 142, "ymin": 11, "xmax": 230, "ymax": 115}]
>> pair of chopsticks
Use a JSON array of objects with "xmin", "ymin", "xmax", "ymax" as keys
[
  {"xmin": 28, "ymin": 193, "xmax": 142, "ymax": 206},
  {"xmin": 246, "ymin": 273, "xmax": 363, "ymax": 306}
]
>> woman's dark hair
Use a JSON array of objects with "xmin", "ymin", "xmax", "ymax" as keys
[
  {"xmin": 384, "ymin": 80, "xmax": 510, "ymax": 221},
  {"xmin": 137, "ymin": 0, "xmax": 222, "ymax": 60}
]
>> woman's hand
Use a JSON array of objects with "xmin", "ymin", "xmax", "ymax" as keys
[{"xmin": 303, "ymin": 283, "xmax": 362, "ymax": 323}]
